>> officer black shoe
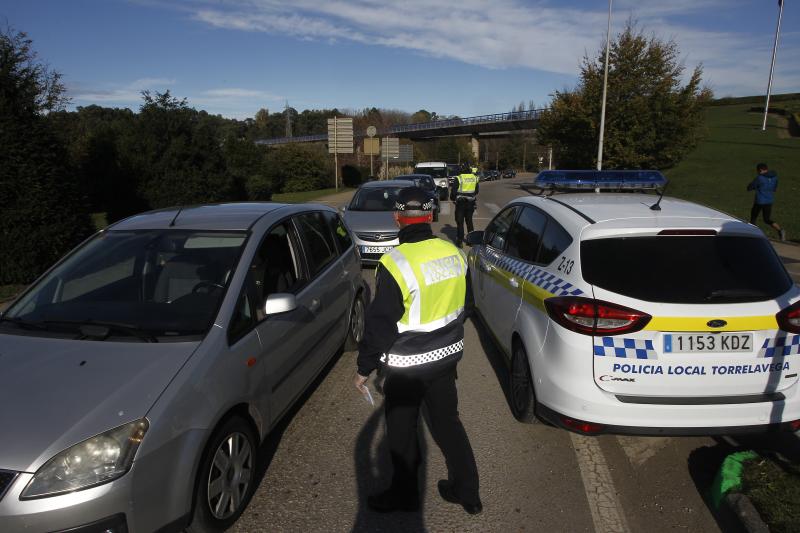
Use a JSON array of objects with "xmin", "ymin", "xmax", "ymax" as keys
[
  {"xmin": 437, "ymin": 480, "xmax": 482, "ymax": 515},
  {"xmin": 367, "ymin": 489, "xmax": 420, "ymax": 513}
]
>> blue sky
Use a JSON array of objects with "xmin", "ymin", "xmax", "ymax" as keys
[{"xmin": 2, "ymin": 0, "xmax": 798, "ymax": 120}]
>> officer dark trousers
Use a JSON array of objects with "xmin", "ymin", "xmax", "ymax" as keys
[
  {"xmin": 454, "ymin": 198, "xmax": 475, "ymax": 245},
  {"xmin": 383, "ymin": 366, "xmax": 480, "ymax": 505}
]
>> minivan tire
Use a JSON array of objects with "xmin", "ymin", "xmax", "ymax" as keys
[
  {"xmin": 188, "ymin": 416, "xmax": 258, "ymax": 533},
  {"xmin": 345, "ymin": 293, "xmax": 365, "ymax": 352},
  {"xmin": 510, "ymin": 342, "xmax": 539, "ymax": 423}
]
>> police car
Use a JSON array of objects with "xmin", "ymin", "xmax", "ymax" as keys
[{"xmin": 467, "ymin": 170, "xmax": 800, "ymax": 435}]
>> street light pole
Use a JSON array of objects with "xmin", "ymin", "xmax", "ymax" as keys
[
  {"xmin": 597, "ymin": 0, "xmax": 613, "ymax": 170},
  {"xmin": 762, "ymin": 0, "xmax": 785, "ymax": 132}
]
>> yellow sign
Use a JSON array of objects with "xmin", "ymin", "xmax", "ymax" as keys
[{"xmin": 364, "ymin": 138, "xmax": 380, "ymax": 155}]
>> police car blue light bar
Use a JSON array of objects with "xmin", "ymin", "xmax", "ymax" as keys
[{"xmin": 534, "ymin": 170, "xmax": 668, "ymax": 190}]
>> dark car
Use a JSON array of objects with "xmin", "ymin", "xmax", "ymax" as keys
[
  {"xmin": 502, "ymin": 169, "xmax": 517, "ymax": 179},
  {"xmin": 393, "ymin": 174, "xmax": 440, "ymax": 221}
]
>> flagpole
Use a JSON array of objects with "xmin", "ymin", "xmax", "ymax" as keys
[
  {"xmin": 597, "ymin": 0, "xmax": 613, "ymax": 170},
  {"xmin": 762, "ymin": 0, "xmax": 785, "ymax": 132}
]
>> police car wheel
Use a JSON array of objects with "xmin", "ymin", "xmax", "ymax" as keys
[
  {"xmin": 510, "ymin": 342, "xmax": 538, "ymax": 423},
  {"xmin": 188, "ymin": 416, "xmax": 257, "ymax": 533},
  {"xmin": 345, "ymin": 293, "xmax": 365, "ymax": 351}
]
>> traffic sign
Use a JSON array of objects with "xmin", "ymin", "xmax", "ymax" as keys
[
  {"xmin": 327, "ymin": 118, "xmax": 353, "ymax": 154},
  {"xmin": 364, "ymin": 138, "xmax": 380, "ymax": 155},
  {"xmin": 366, "ymin": 126, "xmax": 377, "ymax": 138},
  {"xmin": 381, "ymin": 137, "xmax": 400, "ymax": 158}
]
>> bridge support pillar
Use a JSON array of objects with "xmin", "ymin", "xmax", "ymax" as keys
[{"xmin": 471, "ymin": 134, "xmax": 479, "ymax": 163}]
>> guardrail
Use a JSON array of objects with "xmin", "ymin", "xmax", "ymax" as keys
[{"xmin": 255, "ymin": 108, "xmax": 545, "ymax": 146}]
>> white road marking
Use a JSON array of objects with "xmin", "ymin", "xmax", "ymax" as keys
[
  {"xmin": 484, "ymin": 203, "xmax": 501, "ymax": 215},
  {"xmin": 570, "ymin": 433, "xmax": 631, "ymax": 533},
  {"xmin": 616, "ymin": 436, "xmax": 671, "ymax": 467}
]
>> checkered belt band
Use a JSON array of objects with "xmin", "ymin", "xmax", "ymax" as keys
[{"xmin": 381, "ymin": 340, "xmax": 464, "ymax": 368}]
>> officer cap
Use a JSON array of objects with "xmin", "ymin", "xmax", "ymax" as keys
[{"xmin": 395, "ymin": 186, "xmax": 434, "ymax": 216}]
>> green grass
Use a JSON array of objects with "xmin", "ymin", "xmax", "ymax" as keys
[
  {"xmin": 0, "ymin": 284, "xmax": 25, "ymax": 303},
  {"xmin": 272, "ymin": 187, "xmax": 353, "ymax": 203},
  {"xmin": 91, "ymin": 212, "xmax": 108, "ymax": 230},
  {"xmin": 740, "ymin": 455, "xmax": 800, "ymax": 533},
  {"xmin": 665, "ymin": 101, "xmax": 800, "ymax": 241}
]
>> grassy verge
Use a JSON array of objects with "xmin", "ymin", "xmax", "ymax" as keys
[
  {"xmin": 272, "ymin": 187, "xmax": 353, "ymax": 203},
  {"xmin": 665, "ymin": 100, "xmax": 800, "ymax": 242},
  {"xmin": 740, "ymin": 455, "xmax": 800, "ymax": 533},
  {"xmin": 0, "ymin": 284, "xmax": 25, "ymax": 303}
]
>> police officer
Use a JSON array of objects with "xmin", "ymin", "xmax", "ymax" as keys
[
  {"xmin": 354, "ymin": 186, "xmax": 481, "ymax": 515},
  {"xmin": 452, "ymin": 165, "xmax": 479, "ymax": 247}
]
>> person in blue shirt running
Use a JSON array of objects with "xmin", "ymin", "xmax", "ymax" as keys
[{"xmin": 748, "ymin": 162, "xmax": 786, "ymax": 241}]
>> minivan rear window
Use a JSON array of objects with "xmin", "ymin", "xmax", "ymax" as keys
[{"xmin": 581, "ymin": 236, "xmax": 793, "ymax": 303}]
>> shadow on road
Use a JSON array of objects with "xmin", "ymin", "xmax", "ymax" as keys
[
  {"xmin": 351, "ymin": 398, "xmax": 429, "ymax": 532},
  {"xmin": 468, "ymin": 312, "xmax": 514, "ymax": 415},
  {"xmin": 438, "ymin": 223, "xmax": 458, "ymax": 246}
]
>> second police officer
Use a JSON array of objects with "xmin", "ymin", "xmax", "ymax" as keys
[
  {"xmin": 354, "ymin": 186, "xmax": 482, "ymax": 515},
  {"xmin": 452, "ymin": 164, "xmax": 479, "ymax": 248}
]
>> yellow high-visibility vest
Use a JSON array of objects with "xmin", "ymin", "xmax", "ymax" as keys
[
  {"xmin": 457, "ymin": 173, "xmax": 478, "ymax": 194},
  {"xmin": 379, "ymin": 239, "xmax": 466, "ymax": 334}
]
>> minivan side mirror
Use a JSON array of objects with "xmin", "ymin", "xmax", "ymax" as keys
[
  {"xmin": 465, "ymin": 231, "xmax": 484, "ymax": 247},
  {"xmin": 264, "ymin": 293, "xmax": 297, "ymax": 316}
]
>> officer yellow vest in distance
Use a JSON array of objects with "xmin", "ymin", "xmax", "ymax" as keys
[
  {"xmin": 380, "ymin": 239, "xmax": 466, "ymax": 332},
  {"xmin": 457, "ymin": 173, "xmax": 478, "ymax": 195}
]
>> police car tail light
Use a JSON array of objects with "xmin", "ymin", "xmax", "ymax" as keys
[
  {"xmin": 776, "ymin": 301, "xmax": 800, "ymax": 334},
  {"xmin": 544, "ymin": 297, "xmax": 651, "ymax": 336}
]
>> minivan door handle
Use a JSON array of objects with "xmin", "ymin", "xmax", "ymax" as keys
[{"xmin": 308, "ymin": 298, "xmax": 321, "ymax": 314}]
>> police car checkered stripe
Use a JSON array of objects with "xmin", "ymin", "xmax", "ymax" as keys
[
  {"xmin": 484, "ymin": 249, "xmax": 583, "ymax": 297},
  {"xmin": 382, "ymin": 340, "xmax": 464, "ymax": 368},
  {"xmin": 593, "ymin": 337, "xmax": 657, "ymax": 360},
  {"xmin": 758, "ymin": 334, "xmax": 800, "ymax": 358}
]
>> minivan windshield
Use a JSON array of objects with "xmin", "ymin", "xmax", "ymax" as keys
[
  {"xmin": 581, "ymin": 236, "xmax": 793, "ymax": 304},
  {"xmin": 349, "ymin": 187, "xmax": 404, "ymax": 211},
  {"xmin": 415, "ymin": 167, "xmax": 447, "ymax": 180},
  {"xmin": 2, "ymin": 230, "xmax": 247, "ymax": 340}
]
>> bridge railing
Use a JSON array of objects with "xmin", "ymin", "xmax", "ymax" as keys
[{"xmin": 256, "ymin": 108, "xmax": 545, "ymax": 146}]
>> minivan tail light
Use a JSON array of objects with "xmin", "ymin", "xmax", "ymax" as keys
[
  {"xmin": 544, "ymin": 297, "xmax": 651, "ymax": 336},
  {"xmin": 776, "ymin": 300, "xmax": 800, "ymax": 334}
]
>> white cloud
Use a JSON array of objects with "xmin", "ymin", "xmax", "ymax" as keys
[
  {"xmin": 70, "ymin": 77, "xmax": 177, "ymax": 104},
  {"xmin": 184, "ymin": 0, "xmax": 799, "ymax": 96}
]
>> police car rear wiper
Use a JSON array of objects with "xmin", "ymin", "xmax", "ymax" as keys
[
  {"xmin": 42, "ymin": 319, "xmax": 160, "ymax": 342},
  {"xmin": 704, "ymin": 289, "xmax": 767, "ymax": 302}
]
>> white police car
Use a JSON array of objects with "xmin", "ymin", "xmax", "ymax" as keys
[{"xmin": 467, "ymin": 170, "xmax": 800, "ymax": 435}]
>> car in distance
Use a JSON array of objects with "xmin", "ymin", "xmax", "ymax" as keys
[
  {"xmin": 0, "ymin": 203, "xmax": 366, "ymax": 532},
  {"xmin": 413, "ymin": 161, "xmax": 449, "ymax": 200},
  {"xmin": 467, "ymin": 170, "xmax": 800, "ymax": 436},
  {"xmin": 343, "ymin": 180, "xmax": 422, "ymax": 265},
  {"xmin": 392, "ymin": 174, "xmax": 440, "ymax": 221},
  {"xmin": 502, "ymin": 169, "xmax": 517, "ymax": 179}
]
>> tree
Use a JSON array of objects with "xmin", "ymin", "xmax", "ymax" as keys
[
  {"xmin": 537, "ymin": 21, "xmax": 712, "ymax": 169},
  {"xmin": 0, "ymin": 27, "xmax": 94, "ymax": 284},
  {"xmin": 263, "ymin": 143, "xmax": 331, "ymax": 193}
]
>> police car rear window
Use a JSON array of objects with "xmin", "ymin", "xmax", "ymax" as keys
[{"xmin": 581, "ymin": 236, "xmax": 793, "ymax": 304}]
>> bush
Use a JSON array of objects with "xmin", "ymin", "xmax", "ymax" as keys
[
  {"xmin": 264, "ymin": 143, "xmax": 331, "ymax": 193},
  {"xmin": 246, "ymin": 174, "xmax": 273, "ymax": 200}
]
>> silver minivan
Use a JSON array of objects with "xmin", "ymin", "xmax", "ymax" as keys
[{"xmin": 0, "ymin": 203, "xmax": 366, "ymax": 532}]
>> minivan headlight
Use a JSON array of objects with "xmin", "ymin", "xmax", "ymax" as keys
[{"xmin": 21, "ymin": 419, "xmax": 148, "ymax": 499}]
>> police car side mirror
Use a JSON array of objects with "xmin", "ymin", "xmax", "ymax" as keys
[
  {"xmin": 465, "ymin": 231, "xmax": 484, "ymax": 247},
  {"xmin": 264, "ymin": 293, "xmax": 297, "ymax": 316}
]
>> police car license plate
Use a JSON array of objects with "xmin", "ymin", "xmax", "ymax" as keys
[
  {"xmin": 361, "ymin": 245, "xmax": 393, "ymax": 254},
  {"xmin": 663, "ymin": 333, "xmax": 753, "ymax": 353}
]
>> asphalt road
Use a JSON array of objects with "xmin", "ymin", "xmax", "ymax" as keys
[{"xmin": 233, "ymin": 175, "xmax": 800, "ymax": 533}]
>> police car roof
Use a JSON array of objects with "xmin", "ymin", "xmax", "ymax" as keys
[
  {"xmin": 517, "ymin": 194, "xmax": 761, "ymax": 239},
  {"xmin": 110, "ymin": 202, "xmax": 320, "ymax": 231}
]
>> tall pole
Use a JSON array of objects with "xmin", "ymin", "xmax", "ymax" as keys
[
  {"xmin": 762, "ymin": 0, "xmax": 785, "ymax": 132},
  {"xmin": 334, "ymin": 117, "xmax": 339, "ymax": 191},
  {"xmin": 597, "ymin": 0, "xmax": 613, "ymax": 170}
]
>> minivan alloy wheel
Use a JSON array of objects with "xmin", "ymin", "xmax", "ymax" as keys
[{"xmin": 207, "ymin": 432, "xmax": 253, "ymax": 520}]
